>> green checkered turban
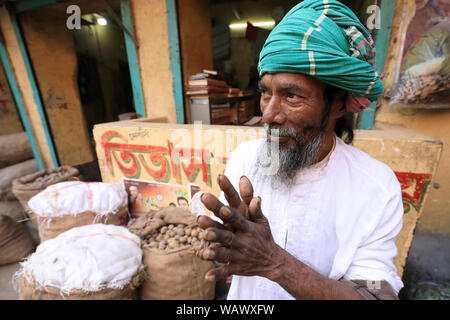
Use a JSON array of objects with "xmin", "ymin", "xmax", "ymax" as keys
[{"xmin": 258, "ymin": 0, "xmax": 383, "ymax": 112}]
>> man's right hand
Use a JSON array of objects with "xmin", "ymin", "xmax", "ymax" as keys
[{"xmin": 201, "ymin": 174, "xmax": 254, "ymax": 221}]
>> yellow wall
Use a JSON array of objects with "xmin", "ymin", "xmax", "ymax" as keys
[
  {"xmin": 376, "ymin": 109, "xmax": 450, "ymax": 236},
  {"xmin": 131, "ymin": 0, "xmax": 178, "ymax": 123},
  {"xmin": 19, "ymin": 7, "xmax": 94, "ymax": 166},
  {"xmin": 375, "ymin": 0, "xmax": 450, "ymax": 235}
]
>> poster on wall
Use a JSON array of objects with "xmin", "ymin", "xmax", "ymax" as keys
[
  {"xmin": 389, "ymin": 0, "xmax": 450, "ymax": 108},
  {"xmin": 123, "ymin": 178, "xmax": 208, "ymax": 217}
]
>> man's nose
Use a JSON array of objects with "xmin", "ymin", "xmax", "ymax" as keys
[{"xmin": 261, "ymin": 96, "xmax": 286, "ymax": 125}]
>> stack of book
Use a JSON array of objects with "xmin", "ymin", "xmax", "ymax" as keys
[
  {"xmin": 238, "ymin": 93, "xmax": 256, "ymax": 124},
  {"xmin": 187, "ymin": 70, "xmax": 235, "ymax": 125},
  {"xmin": 211, "ymin": 102, "xmax": 232, "ymax": 125},
  {"xmin": 187, "ymin": 70, "xmax": 229, "ymax": 99}
]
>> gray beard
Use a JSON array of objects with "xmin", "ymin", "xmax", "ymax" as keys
[{"xmin": 257, "ymin": 124, "xmax": 326, "ymax": 188}]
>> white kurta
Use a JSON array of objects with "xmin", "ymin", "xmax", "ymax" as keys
[{"xmin": 218, "ymin": 136, "xmax": 404, "ymax": 300}]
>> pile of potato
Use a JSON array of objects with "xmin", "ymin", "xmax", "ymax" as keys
[{"xmin": 145, "ymin": 223, "xmax": 205, "ymax": 251}]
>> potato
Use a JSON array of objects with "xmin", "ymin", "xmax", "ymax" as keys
[
  {"xmin": 149, "ymin": 241, "xmax": 158, "ymax": 248},
  {"xmin": 142, "ymin": 223, "xmax": 211, "ymax": 250},
  {"xmin": 168, "ymin": 239, "xmax": 179, "ymax": 249},
  {"xmin": 168, "ymin": 230, "xmax": 176, "ymax": 237}
]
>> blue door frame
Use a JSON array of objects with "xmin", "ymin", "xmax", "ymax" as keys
[
  {"xmin": 357, "ymin": 0, "xmax": 398, "ymax": 130},
  {"xmin": 166, "ymin": 0, "xmax": 185, "ymax": 124}
]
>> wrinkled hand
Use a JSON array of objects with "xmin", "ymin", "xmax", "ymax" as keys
[
  {"xmin": 219, "ymin": 174, "xmax": 254, "ymax": 220},
  {"xmin": 198, "ymin": 175, "xmax": 284, "ymax": 282}
]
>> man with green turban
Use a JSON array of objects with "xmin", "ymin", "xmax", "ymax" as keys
[{"xmin": 198, "ymin": 0, "xmax": 403, "ymax": 300}]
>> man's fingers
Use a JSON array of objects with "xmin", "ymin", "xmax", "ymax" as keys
[
  {"xmin": 197, "ymin": 215, "xmax": 226, "ymax": 231},
  {"xmin": 204, "ymin": 265, "xmax": 232, "ymax": 282},
  {"xmin": 239, "ymin": 176, "xmax": 254, "ymax": 206},
  {"xmin": 248, "ymin": 197, "xmax": 266, "ymax": 223},
  {"xmin": 200, "ymin": 246, "xmax": 233, "ymax": 263},
  {"xmin": 201, "ymin": 193, "xmax": 225, "ymax": 217},
  {"xmin": 204, "ymin": 228, "xmax": 236, "ymax": 247},
  {"xmin": 218, "ymin": 174, "xmax": 242, "ymax": 208},
  {"xmin": 219, "ymin": 206, "xmax": 249, "ymax": 232}
]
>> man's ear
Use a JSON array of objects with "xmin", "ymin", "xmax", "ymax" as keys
[{"xmin": 332, "ymin": 90, "xmax": 347, "ymax": 119}]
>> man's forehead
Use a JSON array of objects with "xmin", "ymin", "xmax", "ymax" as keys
[{"xmin": 259, "ymin": 72, "xmax": 326, "ymax": 92}]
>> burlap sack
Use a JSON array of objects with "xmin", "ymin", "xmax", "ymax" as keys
[
  {"xmin": 18, "ymin": 269, "xmax": 146, "ymax": 300},
  {"xmin": 11, "ymin": 166, "xmax": 80, "ymax": 213},
  {"xmin": 0, "ymin": 159, "xmax": 38, "ymax": 201},
  {"xmin": 128, "ymin": 207, "xmax": 215, "ymax": 300},
  {"xmin": 0, "ymin": 132, "xmax": 33, "ymax": 169},
  {"xmin": 36, "ymin": 205, "xmax": 128, "ymax": 242},
  {"xmin": 0, "ymin": 215, "xmax": 35, "ymax": 265},
  {"xmin": 0, "ymin": 200, "xmax": 27, "ymax": 221}
]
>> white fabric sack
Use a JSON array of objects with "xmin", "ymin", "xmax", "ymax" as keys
[
  {"xmin": 15, "ymin": 224, "xmax": 143, "ymax": 294},
  {"xmin": 27, "ymin": 181, "xmax": 127, "ymax": 218}
]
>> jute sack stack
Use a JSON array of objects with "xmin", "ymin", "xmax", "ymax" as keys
[
  {"xmin": 14, "ymin": 224, "xmax": 146, "ymax": 300},
  {"xmin": 28, "ymin": 181, "xmax": 129, "ymax": 242},
  {"xmin": 0, "ymin": 159, "xmax": 38, "ymax": 201},
  {"xmin": 128, "ymin": 207, "xmax": 215, "ymax": 300},
  {"xmin": 0, "ymin": 200, "xmax": 27, "ymax": 222},
  {"xmin": 0, "ymin": 132, "xmax": 34, "ymax": 169},
  {"xmin": 11, "ymin": 165, "xmax": 80, "ymax": 214},
  {"xmin": 0, "ymin": 215, "xmax": 35, "ymax": 265}
]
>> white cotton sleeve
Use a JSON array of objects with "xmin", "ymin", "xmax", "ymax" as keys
[{"xmin": 343, "ymin": 174, "xmax": 405, "ymax": 294}]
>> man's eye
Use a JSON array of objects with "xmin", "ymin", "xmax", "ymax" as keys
[
  {"xmin": 286, "ymin": 93, "xmax": 303, "ymax": 101},
  {"xmin": 260, "ymin": 91, "xmax": 271, "ymax": 98}
]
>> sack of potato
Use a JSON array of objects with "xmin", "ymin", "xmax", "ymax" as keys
[
  {"xmin": 128, "ymin": 207, "xmax": 215, "ymax": 300},
  {"xmin": 28, "ymin": 181, "xmax": 128, "ymax": 242},
  {"xmin": 14, "ymin": 224, "xmax": 145, "ymax": 300},
  {"xmin": 11, "ymin": 165, "xmax": 80, "ymax": 215}
]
